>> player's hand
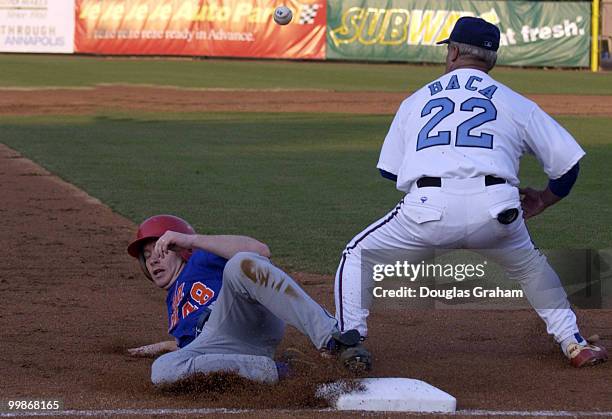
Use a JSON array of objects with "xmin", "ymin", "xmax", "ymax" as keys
[
  {"xmin": 154, "ymin": 231, "xmax": 195, "ymax": 259},
  {"xmin": 127, "ymin": 344, "xmax": 158, "ymax": 358},
  {"xmin": 127, "ymin": 341, "xmax": 177, "ymax": 357},
  {"xmin": 519, "ymin": 187, "xmax": 546, "ymax": 219}
]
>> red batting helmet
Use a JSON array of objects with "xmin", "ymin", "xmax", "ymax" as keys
[{"xmin": 127, "ymin": 215, "xmax": 196, "ymax": 280}]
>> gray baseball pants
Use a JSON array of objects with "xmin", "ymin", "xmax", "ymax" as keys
[{"xmin": 151, "ymin": 252, "xmax": 338, "ymax": 385}]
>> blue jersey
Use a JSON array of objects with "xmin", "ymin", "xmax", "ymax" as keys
[{"xmin": 165, "ymin": 250, "xmax": 227, "ymax": 348}]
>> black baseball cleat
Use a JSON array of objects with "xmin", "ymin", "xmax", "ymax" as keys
[{"xmin": 325, "ymin": 329, "xmax": 372, "ymax": 372}]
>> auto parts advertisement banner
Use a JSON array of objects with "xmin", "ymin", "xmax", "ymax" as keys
[{"xmin": 74, "ymin": 0, "xmax": 326, "ymax": 59}]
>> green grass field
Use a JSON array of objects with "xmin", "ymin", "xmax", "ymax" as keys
[
  {"xmin": 2, "ymin": 55, "xmax": 611, "ymax": 272},
  {"xmin": 1, "ymin": 54, "xmax": 611, "ymax": 94},
  {"xmin": 2, "ymin": 111, "xmax": 611, "ymax": 273}
]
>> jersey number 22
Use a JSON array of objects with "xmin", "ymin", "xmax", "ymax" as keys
[{"xmin": 417, "ymin": 97, "xmax": 497, "ymax": 151}]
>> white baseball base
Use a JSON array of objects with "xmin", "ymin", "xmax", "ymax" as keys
[{"xmin": 317, "ymin": 378, "xmax": 456, "ymax": 412}]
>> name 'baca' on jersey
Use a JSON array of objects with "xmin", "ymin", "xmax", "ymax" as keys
[{"xmin": 377, "ymin": 68, "xmax": 585, "ymax": 194}]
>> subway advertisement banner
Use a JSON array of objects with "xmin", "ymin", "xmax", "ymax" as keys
[
  {"xmin": 0, "ymin": 0, "xmax": 75, "ymax": 53},
  {"xmin": 75, "ymin": 0, "xmax": 326, "ymax": 59},
  {"xmin": 327, "ymin": 0, "xmax": 590, "ymax": 67}
]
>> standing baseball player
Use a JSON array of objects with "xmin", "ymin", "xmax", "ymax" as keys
[
  {"xmin": 127, "ymin": 214, "xmax": 370, "ymax": 385},
  {"xmin": 334, "ymin": 17, "xmax": 607, "ymax": 368}
]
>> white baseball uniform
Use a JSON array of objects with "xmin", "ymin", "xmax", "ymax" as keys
[{"xmin": 335, "ymin": 68, "xmax": 585, "ymax": 348}]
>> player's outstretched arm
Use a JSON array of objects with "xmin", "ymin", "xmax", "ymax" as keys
[
  {"xmin": 189, "ymin": 234, "xmax": 271, "ymax": 260},
  {"xmin": 154, "ymin": 231, "xmax": 270, "ymax": 260},
  {"xmin": 127, "ymin": 340, "xmax": 178, "ymax": 358}
]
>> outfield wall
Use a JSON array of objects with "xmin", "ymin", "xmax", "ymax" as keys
[
  {"xmin": 75, "ymin": 0, "xmax": 326, "ymax": 59},
  {"xmin": 0, "ymin": 0, "xmax": 592, "ymax": 67},
  {"xmin": 328, "ymin": 0, "xmax": 590, "ymax": 67},
  {"xmin": 0, "ymin": 0, "xmax": 75, "ymax": 53}
]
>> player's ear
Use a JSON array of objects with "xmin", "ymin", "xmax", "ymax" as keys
[
  {"xmin": 138, "ymin": 253, "xmax": 154, "ymax": 282},
  {"xmin": 448, "ymin": 44, "xmax": 460, "ymax": 62}
]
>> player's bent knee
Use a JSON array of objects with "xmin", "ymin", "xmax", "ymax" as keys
[
  {"xmin": 506, "ymin": 250, "xmax": 548, "ymax": 282},
  {"xmin": 223, "ymin": 252, "xmax": 265, "ymax": 283},
  {"xmin": 151, "ymin": 351, "xmax": 192, "ymax": 386}
]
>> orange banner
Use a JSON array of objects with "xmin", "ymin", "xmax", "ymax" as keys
[{"xmin": 75, "ymin": 0, "xmax": 325, "ymax": 59}]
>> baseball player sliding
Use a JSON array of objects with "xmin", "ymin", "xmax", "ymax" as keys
[
  {"xmin": 127, "ymin": 215, "xmax": 370, "ymax": 385},
  {"xmin": 334, "ymin": 17, "xmax": 607, "ymax": 368}
]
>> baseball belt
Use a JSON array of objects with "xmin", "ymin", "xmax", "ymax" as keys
[
  {"xmin": 416, "ymin": 175, "xmax": 506, "ymax": 188},
  {"xmin": 415, "ymin": 175, "xmax": 518, "ymax": 225}
]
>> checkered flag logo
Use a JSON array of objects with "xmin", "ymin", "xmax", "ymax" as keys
[{"xmin": 298, "ymin": 4, "xmax": 320, "ymax": 24}]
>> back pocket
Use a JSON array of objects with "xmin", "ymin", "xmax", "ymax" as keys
[
  {"xmin": 402, "ymin": 203, "xmax": 443, "ymax": 224},
  {"xmin": 486, "ymin": 186, "xmax": 520, "ymax": 220}
]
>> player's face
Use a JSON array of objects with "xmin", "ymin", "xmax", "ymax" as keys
[{"xmin": 142, "ymin": 241, "xmax": 183, "ymax": 290}]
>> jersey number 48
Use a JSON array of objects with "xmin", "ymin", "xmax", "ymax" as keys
[{"xmin": 417, "ymin": 97, "xmax": 497, "ymax": 151}]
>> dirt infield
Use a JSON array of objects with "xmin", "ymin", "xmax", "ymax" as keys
[
  {"xmin": 2, "ymin": 143, "xmax": 612, "ymax": 414},
  {"xmin": 1, "ymin": 86, "xmax": 611, "ymax": 415},
  {"xmin": 1, "ymin": 85, "xmax": 611, "ymax": 116}
]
